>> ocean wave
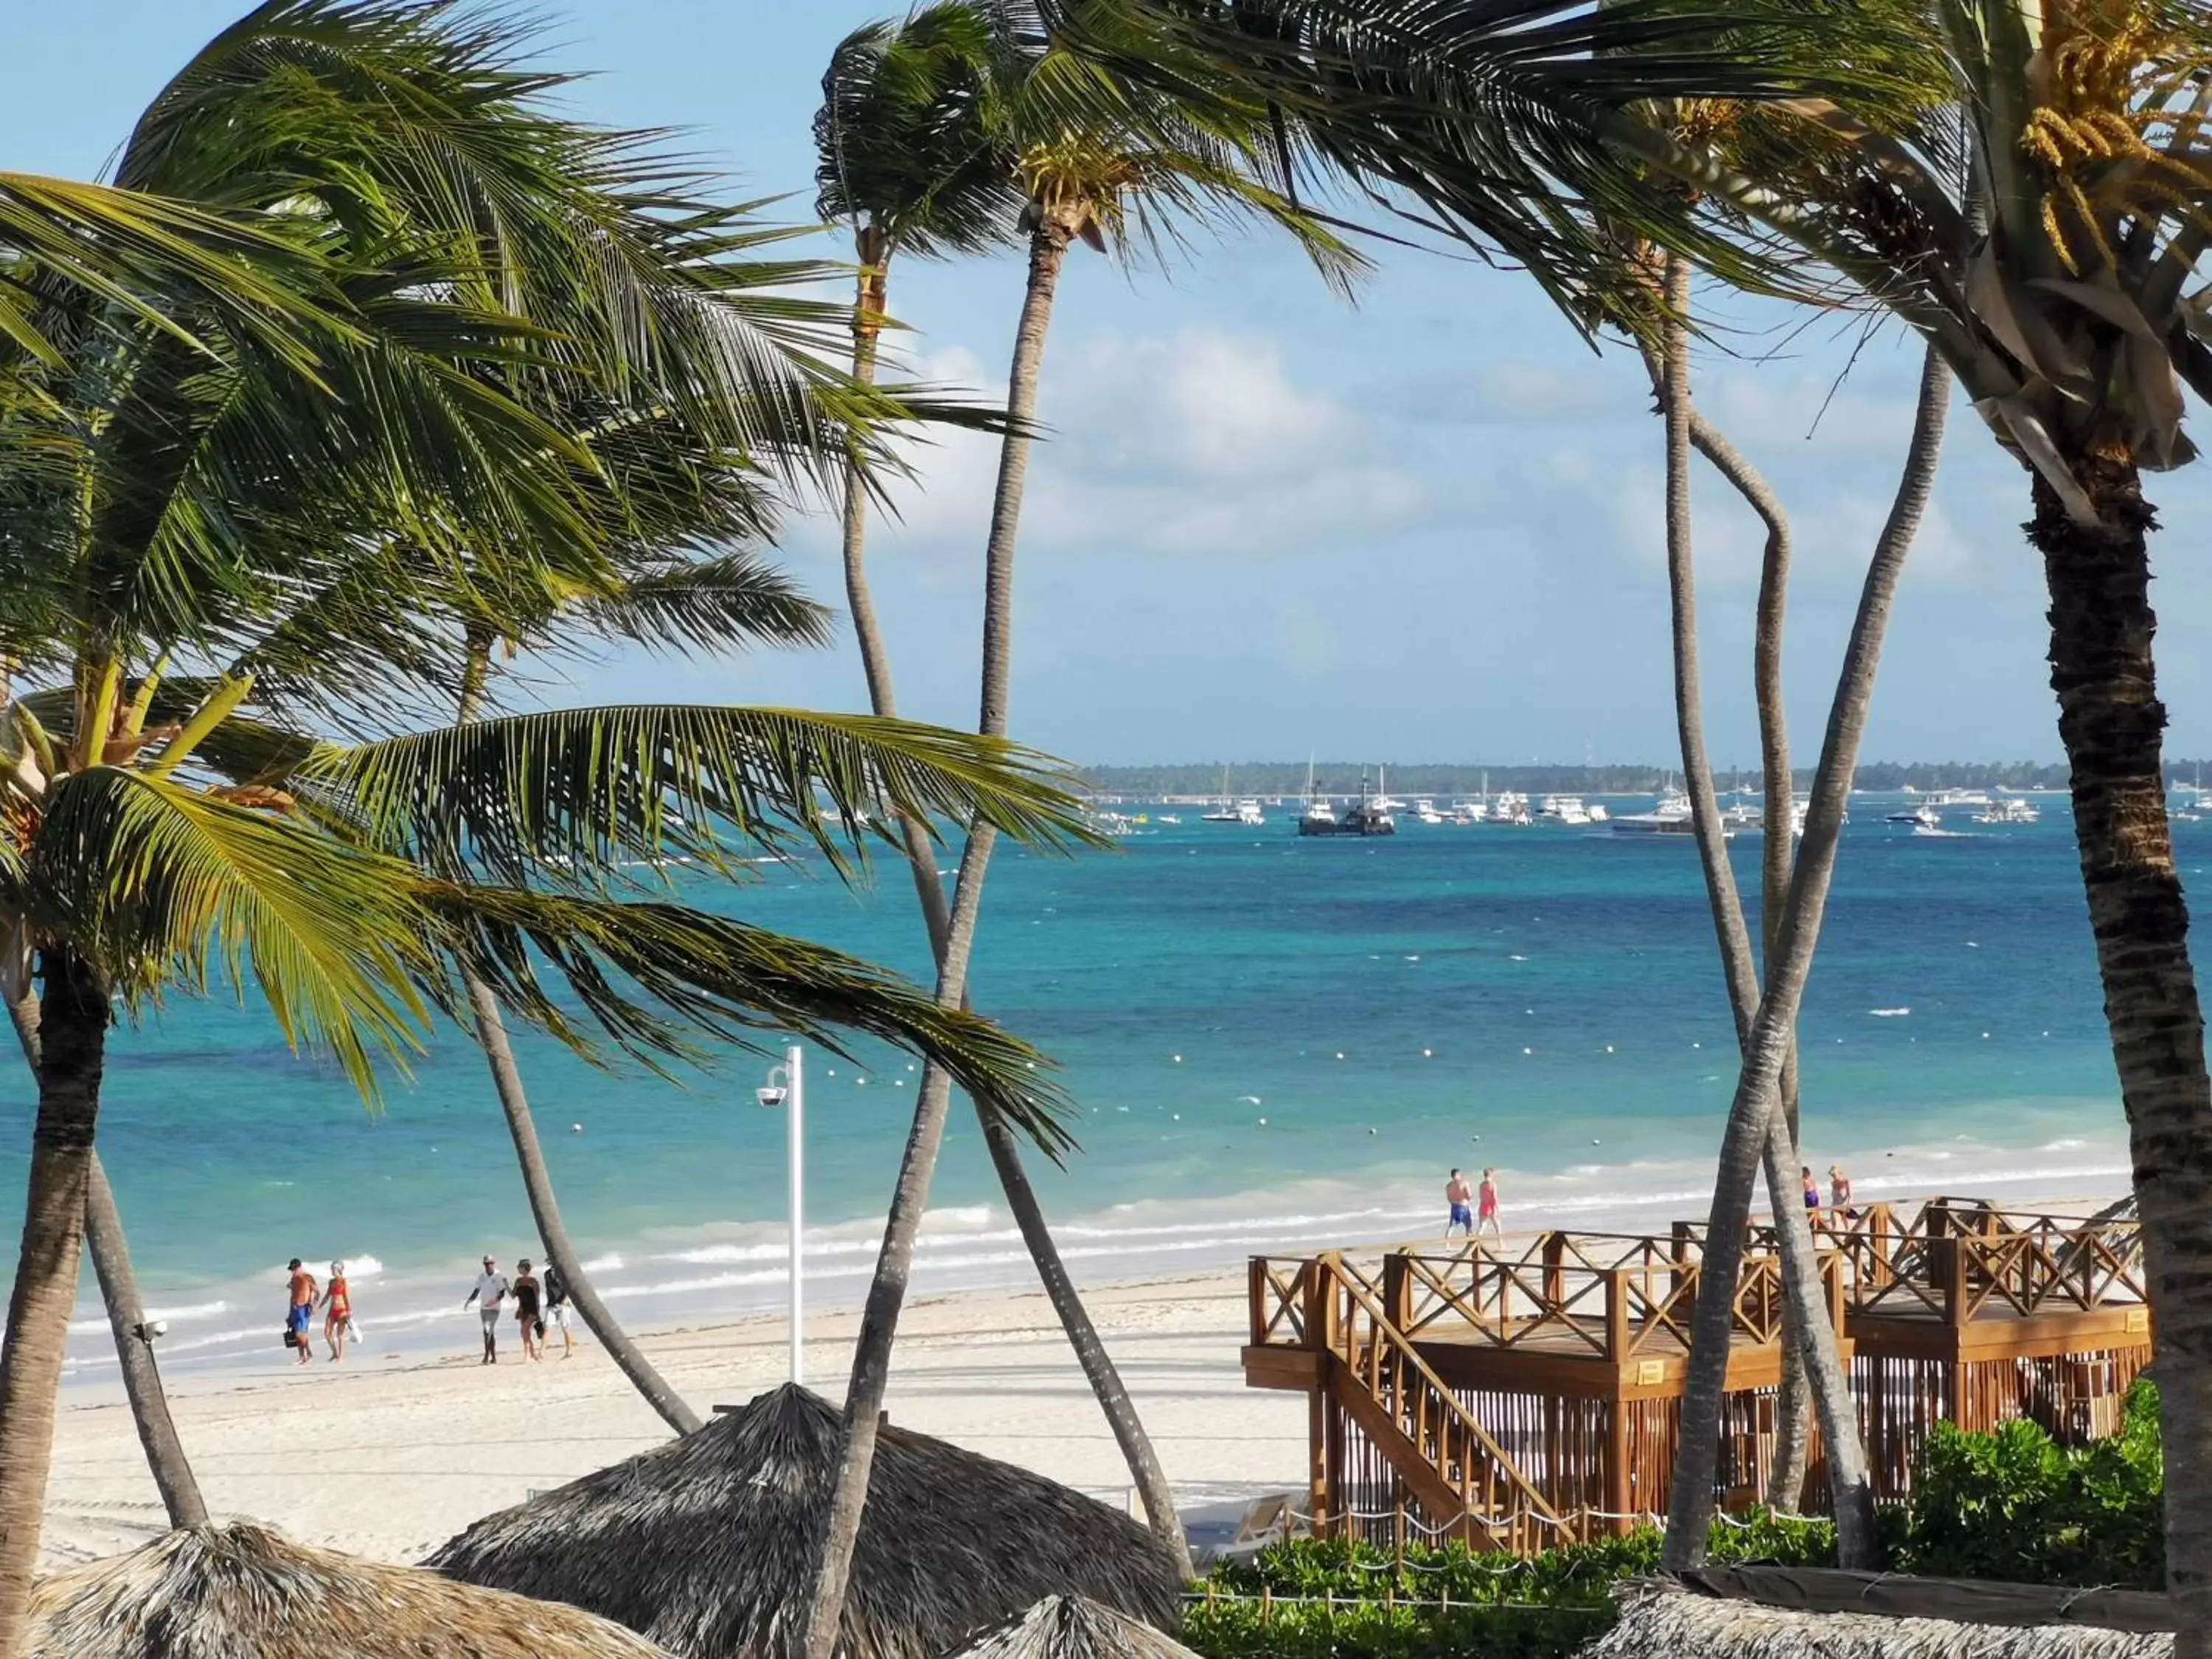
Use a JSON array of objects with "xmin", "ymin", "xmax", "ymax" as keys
[{"xmin": 1868, "ymin": 1007, "xmax": 1912, "ymax": 1018}]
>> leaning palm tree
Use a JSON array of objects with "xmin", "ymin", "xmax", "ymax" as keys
[
  {"xmin": 801, "ymin": 10, "xmax": 1363, "ymax": 1653},
  {"xmin": 1037, "ymin": 0, "xmax": 2212, "ymax": 1620},
  {"xmin": 814, "ymin": 2, "xmax": 1189, "ymax": 1572},
  {"xmin": 0, "ymin": 14, "xmax": 1097, "ymax": 1659}
]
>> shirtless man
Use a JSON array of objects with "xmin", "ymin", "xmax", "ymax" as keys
[
  {"xmin": 463, "ymin": 1255, "xmax": 509, "ymax": 1365},
  {"xmin": 1444, "ymin": 1169, "xmax": 1475, "ymax": 1237},
  {"xmin": 285, "ymin": 1259, "xmax": 317, "ymax": 1367}
]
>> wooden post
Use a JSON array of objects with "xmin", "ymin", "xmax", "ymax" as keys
[
  {"xmin": 1383, "ymin": 1249, "xmax": 1412, "ymax": 1333},
  {"xmin": 1944, "ymin": 1237, "xmax": 1968, "ymax": 1331},
  {"xmin": 1606, "ymin": 1397, "xmax": 1632, "ymax": 1539},
  {"xmin": 1604, "ymin": 1269, "xmax": 1630, "ymax": 1361},
  {"xmin": 1309, "ymin": 1384, "xmax": 1331, "ymax": 1534},
  {"xmin": 1249, "ymin": 1256, "xmax": 1268, "ymax": 1347}
]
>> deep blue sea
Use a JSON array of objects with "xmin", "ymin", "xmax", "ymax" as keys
[{"xmin": 0, "ymin": 793, "xmax": 2155, "ymax": 1373}]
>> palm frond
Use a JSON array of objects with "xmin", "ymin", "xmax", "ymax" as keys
[
  {"xmin": 28, "ymin": 767, "xmax": 431, "ymax": 1091},
  {"xmin": 566, "ymin": 553, "xmax": 835, "ymax": 658},
  {"xmin": 426, "ymin": 882, "xmax": 1074, "ymax": 1155},
  {"xmin": 299, "ymin": 706, "xmax": 1100, "ymax": 887}
]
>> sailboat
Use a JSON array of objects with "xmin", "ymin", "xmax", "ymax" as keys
[
  {"xmin": 1298, "ymin": 756, "xmax": 1339, "ymax": 835},
  {"xmin": 1201, "ymin": 765, "xmax": 1242, "ymax": 822}
]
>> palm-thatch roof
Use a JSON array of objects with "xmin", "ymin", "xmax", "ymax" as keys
[
  {"xmin": 938, "ymin": 1596, "xmax": 1202, "ymax": 1659},
  {"xmin": 1584, "ymin": 1578, "xmax": 2173, "ymax": 1659},
  {"xmin": 24, "ymin": 1523, "xmax": 680, "ymax": 1659},
  {"xmin": 425, "ymin": 1383, "xmax": 1184, "ymax": 1659}
]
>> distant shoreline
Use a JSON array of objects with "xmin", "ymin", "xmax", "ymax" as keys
[{"xmin": 1079, "ymin": 764, "xmax": 2120, "ymax": 795}]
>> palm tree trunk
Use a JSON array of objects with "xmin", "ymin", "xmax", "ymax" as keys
[
  {"xmin": 801, "ymin": 215, "xmax": 1075, "ymax": 1659},
  {"xmin": 1655, "ymin": 263, "xmax": 1847, "ymax": 1537},
  {"xmin": 0, "ymin": 947, "xmax": 111, "ymax": 1659},
  {"xmin": 1661, "ymin": 345, "xmax": 1950, "ymax": 1573},
  {"xmin": 84, "ymin": 1157, "xmax": 206, "ymax": 1527},
  {"xmin": 833, "ymin": 242, "xmax": 1190, "ymax": 1573},
  {"xmin": 453, "ymin": 644, "xmax": 699, "ymax": 1436},
  {"xmin": 2028, "ymin": 447, "xmax": 2212, "ymax": 1649},
  {"xmin": 464, "ymin": 979, "xmax": 702, "ymax": 1434},
  {"xmin": 1691, "ymin": 403, "xmax": 1812, "ymax": 1509},
  {"xmin": 7, "ymin": 939, "xmax": 207, "ymax": 1529}
]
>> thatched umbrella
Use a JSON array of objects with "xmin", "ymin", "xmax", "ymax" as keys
[
  {"xmin": 24, "ymin": 1523, "xmax": 679, "ymax": 1659},
  {"xmin": 1585, "ymin": 1579, "xmax": 2172, "ymax": 1659},
  {"xmin": 936, "ymin": 1596, "xmax": 1201, "ymax": 1659},
  {"xmin": 426, "ymin": 1383, "xmax": 1183, "ymax": 1659}
]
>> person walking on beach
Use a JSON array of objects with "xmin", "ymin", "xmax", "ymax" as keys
[
  {"xmin": 464, "ymin": 1256, "xmax": 509, "ymax": 1365},
  {"xmin": 1801, "ymin": 1165, "xmax": 1823, "ymax": 1226},
  {"xmin": 1477, "ymin": 1168, "xmax": 1503, "ymax": 1242},
  {"xmin": 286, "ymin": 1259, "xmax": 317, "ymax": 1367},
  {"xmin": 1444, "ymin": 1169, "xmax": 1475, "ymax": 1237},
  {"xmin": 512, "ymin": 1259, "xmax": 543, "ymax": 1362},
  {"xmin": 320, "ymin": 1262, "xmax": 352, "ymax": 1363},
  {"xmin": 1829, "ymin": 1166, "xmax": 1858, "ymax": 1226},
  {"xmin": 543, "ymin": 1260, "xmax": 574, "ymax": 1359}
]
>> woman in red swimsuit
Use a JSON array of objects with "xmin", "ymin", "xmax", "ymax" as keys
[{"xmin": 321, "ymin": 1262, "xmax": 352, "ymax": 1363}]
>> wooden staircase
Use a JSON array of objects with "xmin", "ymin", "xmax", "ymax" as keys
[{"xmin": 1298, "ymin": 1253, "xmax": 1563, "ymax": 1551}]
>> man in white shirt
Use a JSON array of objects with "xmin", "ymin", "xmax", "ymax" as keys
[{"xmin": 463, "ymin": 1255, "xmax": 510, "ymax": 1366}]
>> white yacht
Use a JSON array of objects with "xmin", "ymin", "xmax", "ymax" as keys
[
  {"xmin": 1612, "ymin": 786, "xmax": 1729, "ymax": 839},
  {"xmin": 1491, "ymin": 789, "xmax": 1534, "ymax": 827},
  {"xmin": 1976, "ymin": 798, "xmax": 2039, "ymax": 824},
  {"xmin": 1540, "ymin": 794, "xmax": 1593, "ymax": 826},
  {"xmin": 1927, "ymin": 787, "xmax": 1994, "ymax": 808},
  {"xmin": 1585, "ymin": 801, "xmax": 1610, "ymax": 822},
  {"xmin": 1297, "ymin": 758, "xmax": 1338, "ymax": 835},
  {"xmin": 1156, "ymin": 813, "xmax": 1181, "ymax": 825},
  {"xmin": 1450, "ymin": 799, "xmax": 1489, "ymax": 825},
  {"xmin": 1887, "ymin": 806, "xmax": 1941, "ymax": 830},
  {"xmin": 1413, "ymin": 799, "xmax": 1446, "ymax": 825},
  {"xmin": 1234, "ymin": 799, "xmax": 1265, "ymax": 827},
  {"xmin": 1200, "ymin": 766, "xmax": 1243, "ymax": 821}
]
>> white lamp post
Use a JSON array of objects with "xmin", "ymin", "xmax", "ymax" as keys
[{"xmin": 757, "ymin": 1046, "xmax": 804, "ymax": 1386}]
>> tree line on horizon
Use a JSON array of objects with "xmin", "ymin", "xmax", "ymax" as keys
[{"xmin": 1077, "ymin": 760, "xmax": 2170, "ymax": 796}]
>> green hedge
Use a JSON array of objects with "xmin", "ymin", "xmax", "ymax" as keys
[{"xmin": 1180, "ymin": 1514, "xmax": 1835, "ymax": 1659}]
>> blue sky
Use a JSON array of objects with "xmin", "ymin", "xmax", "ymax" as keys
[{"xmin": 13, "ymin": 1, "xmax": 2208, "ymax": 768}]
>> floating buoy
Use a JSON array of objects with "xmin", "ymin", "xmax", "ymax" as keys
[
  {"xmin": 1522, "ymin": 1046, "xmax": 1533, "ymax": 1056},
  {"xmin": 1257, "ymin": 1116, "xmax": 1267, "ymax": 1126},
  {"xmin": 571, "ymin": 1123, "xmax": 583, "ymax": 1135},
  {"xmin": 1172, "ymin": 1054, "xmax": 1182, "ymax": 1063},
  {"xmin": 1422, "ymin": 1048, "xmax": 1433, "ymax": 1058},
  {"xmin": 1335, "ymin": 1051, "xmax": 1346, "ymax": 1060},
  {"xmin": 1604, "ymin": 1045, "xmax": 1614, "ymax": 1054},
  {"xmin": 1982, "ymin": 1031, "xmax": 1992, "ymax": 1039}
]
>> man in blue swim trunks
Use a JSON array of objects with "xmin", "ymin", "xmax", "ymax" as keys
[
  {"xmin": 1445, "ymin": 1169, "xmax": 1475, "ymax": 1238},
  {"xmin": 286, "ymin": 1259, "xmax": 317, "ymax": 1367}
]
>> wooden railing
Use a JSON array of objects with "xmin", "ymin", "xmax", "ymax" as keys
[
  {"xmin": 1372, "ymin": 1232, "xmax": 1841, "ymax": 1360},
  {"xmin": 1250, "ymin": 1251, "xmax": 1566, "ymax": 1548}
]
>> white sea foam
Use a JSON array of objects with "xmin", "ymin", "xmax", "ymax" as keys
[{"xmin": 1868, "ymin": 1007, "xmax": 1912, "ymax": 1018}]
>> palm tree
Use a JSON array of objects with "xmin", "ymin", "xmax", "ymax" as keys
[
  {"xmin": 800, "ymin": 11, "xmax": 1363, "ymax": 1654},
  {"xmin": 0, "ymin": 14, "xmax": 1098, "ymax": 1658},
  {"xmin": 814, "ymin": 3, "xmax": 1194, "ymax": 1573},
  {"xmin": 1038, "ymin": 0, "xmax": 2212, "ymax": 1613},
  {"xmin": 1647, "ymin": 250, "xmax": 1890, "ymax": 1565}
]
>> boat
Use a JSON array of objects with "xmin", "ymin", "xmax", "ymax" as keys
[
  {"xmin": 1611, "ymin": 787, "xmax": 1731, "ymax": 840},
  {"xmin": 1413, "ymin": 799, "xmax": 1446, "ymax": 825},
  {"xmin": 1586, "ymin": 801, "xmax": 1610, "ymax": 822},
  {"xmin": 1491, "ymin": 789, "xmax": 1534, "ymax": 827},
  {"xmin": 1301, "ymin": 766, "xmax": 1397, "ymax": 836},
  {"xmin": 1887, "ymin": 806, "xmax": 1941, "ymax": 829},
  {"xmin": 1975, "ymin": 798, "xmax": 2039, "ymax": 824},
  {"xmin": 1297, "ymin": 757, "xmax": 1338, "ymax": 836},
  {"xmin": 1540, "ymin": 794, "xmax": 1592, "ymax": 826},
  {"xmin": 1235, "ymin": 799, "xmax": 1265, "ymax": 827},
  {"xmin": 1927, "ymin": 787, "xmax": 1994, "ymax": 807},
  {"xmin": 1156, "ymin": 813, "xmax": 1181, "ymax": 825},
  {"xmin": 1200, "ymin": 767, "xmax": 1245, "ymax": 822},
  {"xmin": 1450, "ymin": 799, "xmax": 1489, "ymax": 825}
]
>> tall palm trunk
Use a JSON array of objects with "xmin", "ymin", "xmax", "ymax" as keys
[
  {"xmin": 1663, "ymin": 257, "xmax": 1867, "ymax": 1548},
  {"xmin": 1694, "ymin": 412, "xmax": 1812, "ymax": 1508},
  {"xmin": 801, "ymin": 213, "xmax": 1077, "ymax": 1659},
  {"xmin": 4, "ymin": 974, "xmax": 204, "ymax": 1528},
  {"xmin": 0, "ymin": 947, "xmax": 111, "ymax": 1659},
  {"xmin": 1661, "ymin": 346, "xmax": 1950, "ymax": 1573},
  {"xmin": 84, "ymin": 1158, "xmax": 206, "ymax": 1527},
  {"xmin": 464, "ymin": 983, "xmax": 702, "ymax": 1433},
  {"xmin": 2028, "ymin": 445, "xmax": 2212, "ymax": 1648},
  {"xmin": 452, "ymin": 648, "xmax": 698, "ymax": 1436},
  {"xmin": 832, "ymin": 235, "xmax": 1190, "ymax": 1573}
]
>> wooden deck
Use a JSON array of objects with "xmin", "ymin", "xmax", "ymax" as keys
[{"xmin": 1245, "ymin": 1197, "xmax": 2148, "ymax": 1552}]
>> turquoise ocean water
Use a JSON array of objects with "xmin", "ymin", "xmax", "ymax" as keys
[{"xmin": 0, "ymin": 795, "xmax": 2153, "ymax": 1374}]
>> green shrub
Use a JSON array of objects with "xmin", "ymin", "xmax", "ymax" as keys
[{"xmin": 1898, "ymin": 1377, "xmax": 2162, "ymax": 1589}]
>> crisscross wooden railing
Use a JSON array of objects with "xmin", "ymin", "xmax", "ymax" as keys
[
  {"xmin": 1312, "ymin": 1251, "xmax": 1566, "ymax": 1551},
  {"xmin": 1837, "ymin": 1200, "xmax": 2146, "ymax": 1324},
  {"xmin": 1368, "ymin": 1232, "xmax": 1829, "ymax": 1361}
]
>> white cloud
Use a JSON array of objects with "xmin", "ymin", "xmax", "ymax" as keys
[{"xmin": 863, "ymin": 325, "xmax": 1425, "ymax": 560}]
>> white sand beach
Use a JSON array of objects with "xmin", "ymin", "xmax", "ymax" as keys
[{"xmin": 41, "ymin": 1269, "xmax": 1305, "ymax": 1571}]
